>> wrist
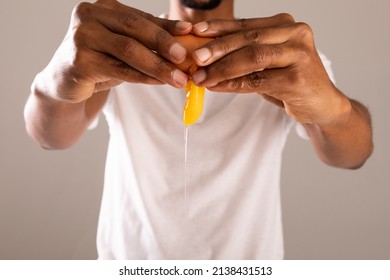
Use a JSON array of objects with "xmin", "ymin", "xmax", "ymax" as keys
[
  {"xmin": 316, "ymin": 86, "xmax": 352, "ymax": 125},
  {"xmin": 31, "ymin": 71, "xmax": 87, "ymax": 121},
  {"xmin": 304, "ymin": 89, "xmax": 353, "ymax": 138}
]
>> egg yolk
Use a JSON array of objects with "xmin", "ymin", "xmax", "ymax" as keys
[
  {"xmin": 183, "ymin": 64, "xmax": 205, "ymax": 126},
  {"xmin": 174, "ymin": 35, "xmax": 213, "ymax": 126}
]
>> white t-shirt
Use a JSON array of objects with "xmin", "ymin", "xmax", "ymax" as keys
[{"xmin": 96, "ymin": 53, "xmax": 334, "ymax": 260}]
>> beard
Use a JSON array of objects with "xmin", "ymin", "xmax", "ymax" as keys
[{"xmin": 180, "ymin": 0, "xmax": 222, "ymax": 10}]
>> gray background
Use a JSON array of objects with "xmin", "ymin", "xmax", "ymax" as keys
[{"xmin": 0, "ymin": 0, "xmax": 389, "ymax": 259}]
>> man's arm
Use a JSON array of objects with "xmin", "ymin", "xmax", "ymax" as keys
[
  {"xmin": 24, "ymin": 74, "xmax": 109, "ymax": 149},
  {"xmin": 189, "ymin": 14, "xmax": 373, "ymax": 169},
  {"xmin": 303, "ymin": 97, "xmax": 372, "ymax": 169},
  {"xmin": 24, "ymin": 1, "xmax": 192, "ymax": 149}
]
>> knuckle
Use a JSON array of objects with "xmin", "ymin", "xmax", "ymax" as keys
[
  {"xmin": 72, "ymin": 2, "xmax": 94, "ymax": 21},
  {"xmin": 249, "ymin": 46, "xmax": 267, "ymax": 67},
  {"xmin": 228, "ymin": 72, "xmax": 268, "ymax": 91},
  {"xmin": 213, "ymin": 37, "xmax": 231, "ymax": 56},
  {"xmin": 70, "ymin": 4, "xmax": 96, "ymax": 46},
  {"xmin": 155, "ymin": 30, "xmax": 171, "ymax": 47},
  {"xmin": 94, "ymin": 0, "xmax": 117, "ymax": 9},
  {"xmin": 249, "ymin": 45, "xmax": 281, "ymax": 68},
  {"xmin": 117, "ymin": 38, "xmax": 137, "ymax": 56},
  {"xmin": 153, "ymin": 58, "xmax": 169, "ymax": 74},
  {"xmin": 162, "ymin": 19, "xmax": 177, "ymax": 33},
  {"xmin": 295, "ymin": 22, "xmax": 314, "ymax": 39},
  {"xmin": 269, "ymin": 46, "xmax": 282, "ymax": 61},
  {"xmin": 247, "ymin": 72, "xmax": 269, "ymax": 89},
  {"xmin": 214, "ymin": 59, "xmax": 233, "ymax": 80},
  {"xmin": 229, "ymin": 78, "xmax": 245, "ymax": 90},
  {"xmin": 242, "ymin": 29, "xmax": 262, "ymax": 43},
  {"xmin": 135, "ymin": 71, "xmax": 152, "ymax": 83},
  {"xmin": 294, "ymin": 38, "xmax": 314, "ymax": 63},
  {"xmin": 239, "ymin": 18, "xmax": 249, "ymax": 30},
  {"xmin": 71, "ymin": 24, "xmax": 89, "ymax": 46},
  {"xmin": 291, "ymin": 23, "xmax": 315, "ymax": 56},
  {"xmin": 119, "ymin": 12, "xmax": 142, "ymax": 32},
  {"xmin": 142, "ymin": 12, "xmax": 154, "ymax": 21},
  {"xmin": 113, "ymin": 61, "xmax": 130, "ymax": 77},
  {"xmin": 275, "ymin": 13, "xmax": 295, "ymax": 24}
]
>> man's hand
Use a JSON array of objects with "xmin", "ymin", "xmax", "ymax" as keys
[
  {"xmin": 190, "ymin": 14, "xmax": 373, "ymax": 168},
  {"xmin": 190, "ymin": 13, "xmax": 348, "ymax": 126},
  {"xmin": 43, "ymin": 0, "xmax": 192, "ymax": 104},
  {"xmin": 26, "ymin": 0, "xmax": 193, "ymax": 149}
]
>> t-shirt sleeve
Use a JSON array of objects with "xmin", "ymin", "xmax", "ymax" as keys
[
  {"xmin": 295, "ymin": 50, "xmax": 336, "ymax": 139},
  {"xmin": 87, "ymin": 115, "xmax": 99, "ymax": 130}
]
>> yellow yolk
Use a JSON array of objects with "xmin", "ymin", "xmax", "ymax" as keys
[
  {"xmin": 174, "ymin": 35, "xmax": 214, "ymax": 126},
  {"xmin": 183, "ymin": 64, "xmax": 205, "ymax": 126}
]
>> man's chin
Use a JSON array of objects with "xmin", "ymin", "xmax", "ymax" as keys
[{"xmin": 180, "ymin": 0, "xmax": 222, "ymax": 10}]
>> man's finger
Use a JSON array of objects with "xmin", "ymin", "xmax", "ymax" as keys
[
  {"xmin": 90, "ymin": 4, "xmax": 189, "ymax": 64},
  {"xmin": 192, "ymin": 43, "xmax": 297, "ymax": 87},
  {"xmin": 207, "ymin": 68, "xmax": 294, "ymax": 97},
  {"xmin": 192, "ymin": 25, "xmax": 299, "ymax": 67},
  {"xmin": 192, "ymin": 13, "xmax": 295, "ymax": 37},
  {"xmin": 92, "ymin": 52, "xmax": 164, "ymax": 86},
  {"xmin": 93, "ymin": 27, "xmax": 188, "ymax": 87},
  {"xmin": 114, "ymin": 1, "xmax": 193, "ymax": 35}
]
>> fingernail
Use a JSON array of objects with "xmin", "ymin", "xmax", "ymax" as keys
[
  {"xmin": 176, "ymin": 21, "xmax": 192, "ymax": 30},
  {"xmin": 192, "ymin": 69, "xmax": 207, "ymax": 85},
  {"xmin": 194, "ymin": 48, "xmax": 211, "ymax": 63},
  {"xmin": 194, "ymin": 22, "xmax": 208, "ymax": 33},
  {"xmin": 170, "ymin": 43, "xmax": 187, "ymax": 62},
  {"xmin": 172, "ymin": 69, "xmax": 188, "ymax": 87}
]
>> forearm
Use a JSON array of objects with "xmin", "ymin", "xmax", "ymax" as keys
[
  {"xmin": 24, "ymin": 73, "xmax": 90, "ymax": 150},
  {"xmin": 304, "ymin": 98, "xmax": 373, "ymax": 169}
]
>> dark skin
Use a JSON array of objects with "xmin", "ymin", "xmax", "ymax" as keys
[
  {"xmin": 187, "ymin": 14, "xmax": 374, "ymax": 168},
  {"xmin": 24, "ymin": 0, "xmax": 373, "ymax": 169},
  {"xmin": 25, "ymin": 0, "xmax": 193, "ymax": 148}
]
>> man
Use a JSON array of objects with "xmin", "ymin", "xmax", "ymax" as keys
[{"xmin": 24, "ymin": 0, "xmax": 373, "ymax": 259}]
